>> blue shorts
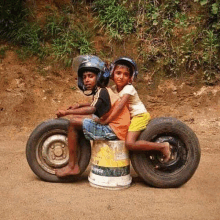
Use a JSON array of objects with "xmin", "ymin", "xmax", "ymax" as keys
[{"xmin": 82, "ymin": 118, "xmax": 118, "ymax": 140}]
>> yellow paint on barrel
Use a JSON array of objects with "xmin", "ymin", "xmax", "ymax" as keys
[
  {"xmin": 88, "ymin": 140, "xmax": 132, "ymax": 190},
  {"xmin": 92, "ymin": 143, "xmax": 130, "ymax": 167}
]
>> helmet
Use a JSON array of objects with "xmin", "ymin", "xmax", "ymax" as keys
[
  {"xmin": 73, "ymin": 55, "xmax": 110, "ymax": 96},
  {"xmin": 110, "ymin": 57, "xmax": 138, "ymax": 82}
]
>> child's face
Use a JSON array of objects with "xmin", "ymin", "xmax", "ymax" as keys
[
  {"xmin": 83, "ymin": 71, "xmax": 97, "ymax": 90},
  {"xmin": 113, "ymin": 65, "xmax": 131, "ymax": 89}
]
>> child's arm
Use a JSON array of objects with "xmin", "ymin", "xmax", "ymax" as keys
[
  {"xmin": 56, "ymin": 106, "xmax": 96, "ymax": 118},
  {"xmin": 67, "ymin": 103, "xmax": 91, "ymax": 110},
  {"xmin": 100, "ymin": 94, "xmax": 130, "ymax": 124}
]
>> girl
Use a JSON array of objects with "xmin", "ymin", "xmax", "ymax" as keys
[{"xmin": 100, "ymin": 57, "xmax": 171, "ymax": 162}]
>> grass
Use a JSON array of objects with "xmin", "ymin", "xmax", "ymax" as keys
[
  {"xmin": 0, "ymin": 1, "xmax": 94, "ymax": 66},
  {"xmin": 93, "ymin": 0, "xmax": 135, "ymax": 40},
  {"xmin": 134, "ymin": 0, "xmax": 219, "ymax": 84}
]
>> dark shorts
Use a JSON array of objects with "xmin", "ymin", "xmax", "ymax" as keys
[{"xmin": 82, "ymin": 118, "xmax": 117, "ymax": 140}]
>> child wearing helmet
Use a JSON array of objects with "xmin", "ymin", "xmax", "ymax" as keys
[
  {"xmin": 100, "ymin": 57, "xmax": 171, "ymax": 162},
  {"xmin": 55, "ymin": 56, "xmax": 130, "ymax": 177}
]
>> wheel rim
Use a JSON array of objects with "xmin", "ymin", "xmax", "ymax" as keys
[
  {"xmin": 146, "ymin": 135, "xmax": 188, "ymax": 174},
  {"xmin": 36, "ymin": 130, "xmax": 69, "ymax": 174}
]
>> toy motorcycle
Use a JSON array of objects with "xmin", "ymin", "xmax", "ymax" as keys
[{"xmin": 26, "ymin": 116, "xmax": 200, "ymax": 188}]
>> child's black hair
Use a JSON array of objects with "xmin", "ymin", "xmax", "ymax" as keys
[
  {"xmin": 79, "ymin": 67, "xmax": 99, "ymax": 77},
  {"xmin": 114, "ymin": 63, "xmax": 133, "ymax": 77}
]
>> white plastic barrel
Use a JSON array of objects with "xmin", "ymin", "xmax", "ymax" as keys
[{"xmin": 88, "ymin": 140, "xmax": 132, "ymax": 190}]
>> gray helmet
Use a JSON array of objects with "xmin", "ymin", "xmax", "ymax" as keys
[
  {"xmin": 73, "ymin": 55, "xmax": 110, "ymax": 96},
  {"xmin": 110, "ymin": 57, "xmax": 138, "ymax": 82}
]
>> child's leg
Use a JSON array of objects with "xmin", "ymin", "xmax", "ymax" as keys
[
  {"xmin": 55, "ymin": 115, "xmax": 91, "ymax": 177},
  {"xmin": 125, "ymin": 131, "xmax": 171, "ymax": 162}
]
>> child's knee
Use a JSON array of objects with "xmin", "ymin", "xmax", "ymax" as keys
[
  {"xmin": 125, "ymin": 140, "xmax": 134, "ymax": 150},
  {"xmin": 69, "ymin": 118, "xmax": 78, "ymax": 126}
]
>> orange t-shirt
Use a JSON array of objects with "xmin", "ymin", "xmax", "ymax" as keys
[{"xmin": 100, "ymin": 87, "xmax": 130, "ymax": 140}]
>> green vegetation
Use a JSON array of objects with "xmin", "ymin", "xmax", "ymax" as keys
[
  {"xmin": 135, "ymin": 0, "xmax": 219, "ymax": 84},
  {"xmin": 93, "ymin": 0, "xmax": 135, "ymax": 40},
  {"xmin": 0, "ymin": 0, "xmax": 93, "ymax": 66},
  {"xmin": 0, "ymin": 0, "xmax": 219, "ymax": 84}
]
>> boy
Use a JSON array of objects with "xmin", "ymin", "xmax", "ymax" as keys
[{"xmin": 55, "ymin": 56, "xmax": 130, "ymax": 177}]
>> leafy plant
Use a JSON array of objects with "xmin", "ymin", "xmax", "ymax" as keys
[
  {"xmin": 44, "ymin": 14, "xmax": 70, "ymax": 39},
  {"xmin": 0, "ymin": 1, "xmax": 94, "ymax": 66},
  {"xmin": 202, "ymin": 30, "xmax": 219, "ymax": 65},
  {"xmin": 51, "ymin": 28, "xmax": 93, "ymax": 66},
  {"xmin": 135, "ymin": 0, "xmax": 220, "ymax": 84},
  {"xmin": 0, "ymin": 0, "xmax": 25, "ymax": 40},
  {"xmin": 197, "ymin": 0, "xmax": 220, "ymax": 84},
  {"xmin": 201, "ymin": 30, "xmax": 219, "ymax": 84},
  {"xmin": 13, "ymin": 21, "xmax": 45, "ymax": 58},
  {"xmin": 136, "ymin": 0, "xmax": 192, "ymax": 77},
  {"xmin": 93, "ymin": 0, "xmax": 135, "ymax": 40}
]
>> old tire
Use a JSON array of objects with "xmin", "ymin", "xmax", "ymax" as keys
[
  {"xmin": 26, "ymin": 118, "xmax": 91, "ymax": 182},
  {"xmin": 130, "ymin": 117, "xmax": 201, "ymax": 188}
]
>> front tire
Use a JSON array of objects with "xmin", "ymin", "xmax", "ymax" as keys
[
  {"xmin": 130, "ymin": 117, "xmax": 201, "ymax": 188},
  {"xmin": 26, "ymin": 118, "xmax": 91, "ymax": 182}
]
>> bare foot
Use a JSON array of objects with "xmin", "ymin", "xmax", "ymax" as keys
[
  {"xmin": 162, "ymin": 142, "xmax": 171, "ymax": 162},
  {"xmin": 55, "ymin": 164, "xmax": 80, "ymax": 177}
]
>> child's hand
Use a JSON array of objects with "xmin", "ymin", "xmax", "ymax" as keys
[
  {"xmin": 99, "ymin": 120, "xmax": 108, "ymax": 125},
  {"xmin": 56, "ymin": 110, "xmax": 66, "ymax": 118},
  {"xmin": 93, "ymin": 117, "xmax": 100, "ymax": 123},
  {"xmin": 67, "ymin": 104, "xmax": 79, "ymax": 110}
]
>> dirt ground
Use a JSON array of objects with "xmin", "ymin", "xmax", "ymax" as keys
[{"xmin": 0, "ymin": 51, "xmax": 220, "ymax": 219}]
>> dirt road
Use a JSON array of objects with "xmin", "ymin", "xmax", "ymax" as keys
[{"xmin": 0, "ymin": 124, "xmax": 219, "ymax": 220}]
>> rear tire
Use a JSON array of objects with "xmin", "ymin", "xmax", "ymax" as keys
[
  {"xmin": 26, "ymin": 118, "xmax": 91, "ymax": 182},
  {"xmin": 130, "ymin": 117, "xmax": 201, "ymax": 188}
]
